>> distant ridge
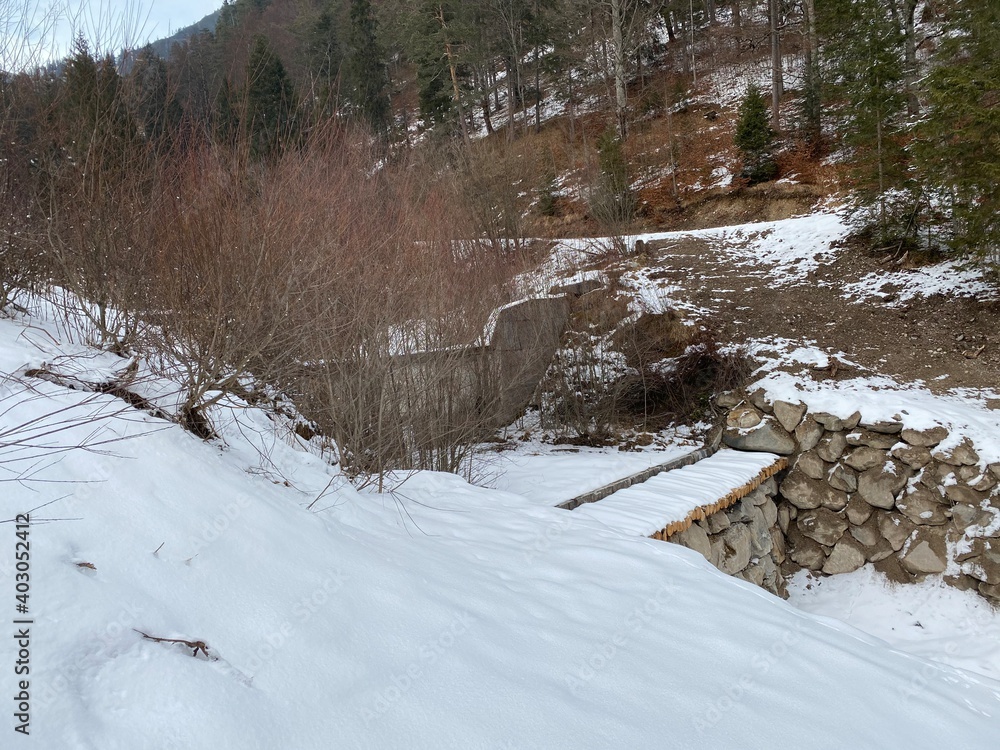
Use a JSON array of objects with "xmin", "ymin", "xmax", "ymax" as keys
[{"xmin": 148, "ymin": 9, "xmax": 221, "ymax": 57}]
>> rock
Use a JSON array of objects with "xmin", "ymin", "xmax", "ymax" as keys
[
  {"xmin": 943, "ymin": 573, "xmax": 981, "ymax": 593},
  {"xmin": 891, "ymin": 443, "xmax": 932, "ymax": 470},
  {"xmin": 843, "ymin": 412, "xmax": 863, "ymax": 430},
  {"xmin": 770, "ymin": 528, "xmax": 786, "ymax": 564},
  {"xmin": 900, "ymin": 527, "xmax": 948, "ymax": 575},
  {"xmin": 900, "ymin": 426, "xmax": 948, "ymax": 448},
  {"xmin": 797, "ymin": 508, "xmax": 849, "ymax": 547},
  {"xmin": 827, "ymin": 463, "xmax": 858, "ymax": 493},
  {"xmin": 718, "ymin": 523, "xmax": 753, "ymax": 574},
  {"xmin": 759, "ymin": 477, "xmax": 778, "ymax": 496},
  {"xmin": 748, "ymin": 388, "xmax": 774, "ymax": 414},
  {"xmin": 795, "ymin": 417, "xmax": 824, "ymax": 452},
  {"xmin": 990, "ymin": 463, "xmax": 1000, "ymax": 481},
  {"xmin": 845, "ymin": 429, "xmax": 899, "ymax": 450},
  {"xmin": 856, "ymin": 460, "xmax": 910, "ymax": 509},
  {"xmin": 957, "ymin": 464, "xmax": 981, "ymax": 483},
  {"xmin": 727, "ymin": 404, "xmax": 763, "ymax": 429},
  {"xmin": 844, "ymin": 446, "xmax": 885, "ymax": 472},
  {"xmin": 945, "ymin": 484, "xmax": 987, "ymax": 506},
  {"xmin": 773, "ymin": 400, "xmax": 807, "ymax": 433},
  {"xmin": 739, "ymin": 563, "xmax": 766, "ymax": 587},
  {"xmin": 877, "ymin": 512, "xmax": 915, "ymax": 552},
  {"xmin": 860, "ymin": 419, "xmax": 903, "ymax": 434},
  {"xmin": 787, "ymin": 526, "xmax": 828, "ymax": 569},
  {"xmin": 846, "ymin": 495, "xmax": 874, "ymax": 526},
  {"xmin": 896, "ymin": 486, "xmax": 949, "ymax": 526},
  {"xmin": 748, "ymin": 506, "xmax": 773, "ymax": 558},
  {"xmin": 865, "ymin": 538, "xmax": 895, "ymax": 563},
  {"xmin": 716, "ymin": 391, "xmax": 743, "ymax": 409},
  {"xmin": 978, "ymin": 581, "xmax": 1000, "ymax": 603},
  {"xmin": 816, "ymin": 432, "xmax": 849, "ymax": 463},
  {"xmin": 777, "ymin": 504, "xmax": 793, "ymax": 534},
  {"xmin": 726, "ymin": 498, "xmax": 755, "ymax": 524},
  {"xmin": 795, "ymin": 450, "xmax": 828, "ymax": 481},
  {"xmin": 960, "ymin": 539, "xmax": 1000, "ymax": 585},
  {"xmin": 823, "ymin": 538, "xmax": 867, "ymax": 574},
  {"xmin": 948, "ymin": 503, "xmax": 995, "ymax": 529},
  {"xmin": 813, "ymin": 412, "xmax": 846, "ymax": 431},
  {"xmin": 704, "ymin": 511, "xmax": 731, "ymax": 534},
  {"xmin": 723, "ymin": 417, "xmax": 796, "ymax": 455},
  {"xmin": 747, "ymin": 486, "xmax": 770, "ymax": 507},
  {"xmin": 780, "ymin": 469, "xmax": 847, "ymax": 511},
  {"xmin": 969, "ymin": 472, "xmax": 997, "ymax": 493},
  {"xmin": 933, "ymin": 438, "xmax": 980, "ymax": 466},
  {"xmin": 550, "ymin": 278, "xmax": 604, "ymax": 297},
  {"xmin": 849, "ymin": 516, "xmax": 882, "ymax": 547},
  {"xmin": 760, "ymin": 496, "xmax": 778, "ymax": 528},
  {"xmin": 673, "ymin": 522, "xmax": 714, "ymax": 562}
]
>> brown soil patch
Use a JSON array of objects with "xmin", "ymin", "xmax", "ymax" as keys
[{"xmin": 641, "ymin": 235, "xmax": 1000, "ymax": 395}]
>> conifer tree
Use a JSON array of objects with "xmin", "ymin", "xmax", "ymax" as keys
[
  {"xmin": 915, "ymin": 0, "xmax": 1000, "ymax": 265},
  {"xmin": 344, "ymin": 0, "xmax": 391, "ymax": 135},
  {"xmin": 245, "ymin": 34, "xmax": 297, "ymax": 157},
  {"xmin": 734, "ymin": 84, "xmax": 776, "ymax": 184}
]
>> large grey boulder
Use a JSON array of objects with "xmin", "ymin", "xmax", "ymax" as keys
[
  {"xmin": 900, "ymin": 426, "xmax": 948, "ymax": 448},
  {"xmin": 857, "ymin": 459, "xmax": 909, "ymax": 509},
  {"xmin": 795, "ymin": 416, "xmax": 824, "ymax": 452},
  {"xmin": 846, "ymin": 429, "xmax": 899, "ymax": 451},
  {"xmin": 900, "ymin": 527, "xmax": 948, "ymax": 575},
  {"xmin": 933, "ymin": 439, "xmax": 980, "ymax": 467},
  {"xmin": 844, "ymin": 446, "xmax": 885, "ymax": 472},
  {"xmin": 845, "ymin": 495, "xmax": 874, "ymax": 526},
  {"xmin": 773, "ymin": 400, "xmax": 807, "ymax": 433},
  {"xmin": 823, "ymin": 538, "xmax": 867, "ymax": 575},
  {"xmin": 828, "ymin": 463, "xmax": 858, "ymax": 493},
  {"xmin": 795, "ymin": 450, "xmax": 828, "ymax": 480},
  {"xmin": 877, "ymin": 512, "xmax": 915, "ymax": 552},
  {"xmin": 780, "ymin": 469, "xmax": 847, "ymax": 510},
  {"xmin": 723, "ymin": 416, "xmax": 796, "ymax": 455},
  {"xmin": 797, "ymin": 508, "xmax": 849, "ymax": 547},
  {"xmin": 718, "ymin": 523, "xmax": 753, "ymax": 574},
  {"xmin": 787, "ymin": 526, "xmax": 827, "ymax": 569},
  {"xmin": 816, "ymin": 432, "xmax": 848, "ymax": 462},
  {"xmin": 672, "ymin": 522, "xmax": 713, "ymax": 563},
  {"xmin": 895, "ymin": 486, "xmax": 949, "ymax": 525}
]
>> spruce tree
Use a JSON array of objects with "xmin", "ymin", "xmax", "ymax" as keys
[
  {"xmin": 734, "ymin": 84, "xmax": 776, "ymax": 184},
  {"xmin": 344, "ymin": 0, "xmax": 392, "ymax": 135},
  {"xmin": 245, "ymin": 34, "xmax": 297, "ymax": 157},
  {"xmin": 915, "ymin": 0, "xmax": 1000, "ymax": 266}
]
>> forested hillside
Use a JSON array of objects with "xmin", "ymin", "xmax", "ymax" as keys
[{"xmin": 3, "ymin": 0, "xmax": 998, "ymax": 254}]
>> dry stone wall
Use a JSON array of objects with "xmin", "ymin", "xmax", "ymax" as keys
[
  {"xmin": 667, "ymin": 477, "xmax": 788, "ymax": 598},
  {"xmin": 717, "ymin": 389, "xmax": 1000, "ymax": 606}
]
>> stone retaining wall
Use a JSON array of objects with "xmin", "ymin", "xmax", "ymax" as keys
[
  {"xmin": 666, "ymin": 476, "xmax": 788, "ymax": 598},
  {"xmin": 717, "ymin": 389, "xmax": 1000, "ymax": 606}
]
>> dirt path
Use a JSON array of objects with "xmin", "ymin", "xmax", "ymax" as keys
[{"xmin": 642, "ymin": 234, "xmax": 1000, "ymax": 396}]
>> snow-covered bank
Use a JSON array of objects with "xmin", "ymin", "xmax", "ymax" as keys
[{"xmin": 2, "ymin": 307, "xmax": 1000, "ymax": 748}]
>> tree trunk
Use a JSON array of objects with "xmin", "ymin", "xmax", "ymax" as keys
[
  {"xmin": 733, "ymin": 0, "xmax": 741, "ymax": 29},
  {"xmin": 611, "ymin": 0, "xmax": 628, "ymax": 139},
  {"xmin": 803, "ymin": 0, "xmax": 820, "ymax": 142},
  {"xmin": 769, "ymin": 0, "xmax": 782, "ymax": 129},
  {"xmin": 903, "ymin": 0, "xmax": 918, "ymax": 115}
]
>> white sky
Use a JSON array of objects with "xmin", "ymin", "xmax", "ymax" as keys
[{"xmin": 3, "ymin": 0, "xmax": 221, "ymax": 68}]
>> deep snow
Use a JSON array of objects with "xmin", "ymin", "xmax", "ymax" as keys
[{"xmin": 3, "ymin": 291, "xmax": 1000, "ymax": 749}]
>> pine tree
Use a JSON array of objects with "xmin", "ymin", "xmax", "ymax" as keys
[
  {"xmin": 245, "ymin": 34, "xmax": 297, "ymax": 157},
  {"xmin": 821, "ymin": 0, "xmax": 909, "ymax": 240},
  {"xmin": 915, "ymin": 0, "xmax": 1000, "ymax": 266},
  {"xmin": 344, "ymin": 0, "xmax": 392, "ymax": 135},
  {"xmin": 734, "ymin": 84, "xmax": 776, "ymax": 184}
]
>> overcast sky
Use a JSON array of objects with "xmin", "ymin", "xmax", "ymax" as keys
[{"xmin": 5, "ymin": 0, "xmax": 221, "ymax": 66}]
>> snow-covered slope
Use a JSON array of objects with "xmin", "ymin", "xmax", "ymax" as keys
[{"xmin": 2, "ymin": 310, "xmax": 999, "ymax": 749}]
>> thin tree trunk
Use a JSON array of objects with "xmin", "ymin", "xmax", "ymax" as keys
[
  {"xmin": 769, "ymin": 0, "xmax": 782, "ymax": 129},
  {"xmin": 903, "ymin": 0, "xmax": 918, "ymax": 115},
  {"xmin": 611, "ymin": 0, "xmax": 628, "ymax": 139}
]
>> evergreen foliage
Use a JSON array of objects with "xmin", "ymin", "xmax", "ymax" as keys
[
  {"xmin": 734, "ymin": 84, "xmax": 776, "ymax": 184},
  {"xmin": 245, "ymin": 34, "xmax": 298, "ymax": 157},
  {"xmin": 344, "ymin": 0, "xmax": 392, "ymax": 135},
  {"xmin": 590, "ymin": 128, "xmax": 636, "ymax": 243},
  {"xmin": 915, "ymin": 0, "xmax": 1000, "ymax": 265}
]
